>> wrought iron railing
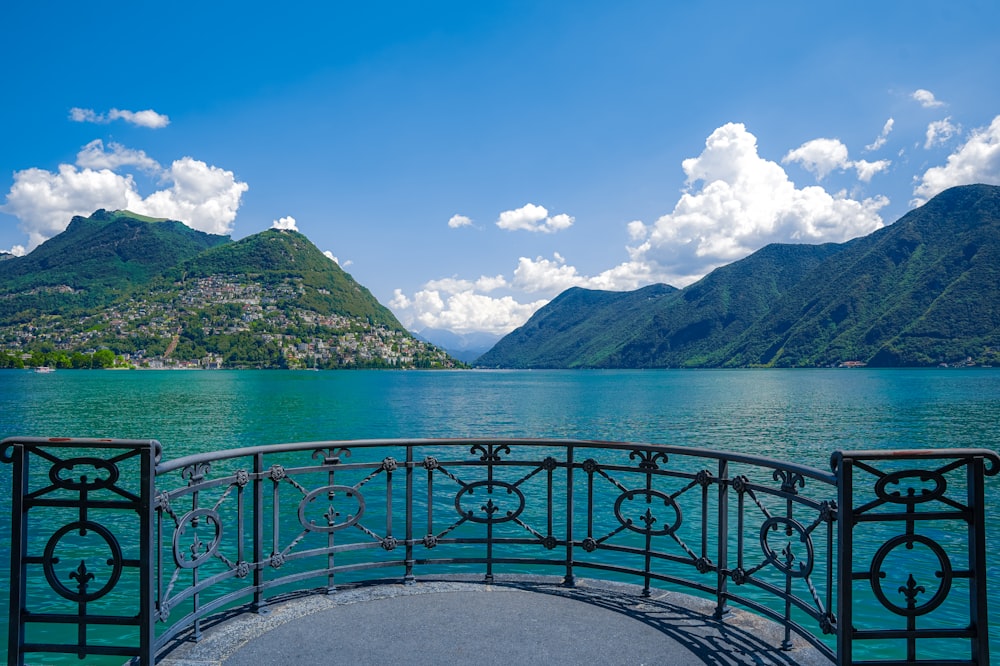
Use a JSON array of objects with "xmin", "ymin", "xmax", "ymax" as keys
[{"xmin": 2, "ymin": 437, "xmax": 997, "ymax": 665}]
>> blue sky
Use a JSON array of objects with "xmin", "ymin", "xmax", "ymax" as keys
[{"xmin": 2, "ymin": 2, "xmax": 999, "ymax": 340}]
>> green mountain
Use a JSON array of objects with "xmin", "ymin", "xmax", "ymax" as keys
[
  {"xmin": 477, "ymin": 184, "xmax": 1000, "ymax": 368},
  {"xmin": 0, "ymin": 209, "xmax": 228, "ymax": 322},
  {"xmin": 0, "ymin": 211, "xmax": 458, "ymax": 369},
  {"xmin": 171, "ymin": 228, "xmax": 402, "ymax": 329}
]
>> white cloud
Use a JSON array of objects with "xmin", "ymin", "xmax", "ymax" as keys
[
  {"xmin": 4, "ymin": 245, "xmax": 26, "ymax": 257},
  {"xmin": 852, "ymin": 159, "xmax": 892, "ymax": 183},
  {"xmin": 69, "ymin": 107, "xmax": 170, "ymax": 128},
  {"xmin": 783, "ymin": 138, "xmax": 851, "ymax": 180},
  {"xmin": 134, "ymin": 158, "xmax": 247, "ymax": 235},
  {"xmin": 390, "ymin": 286, "xmax": 547, "ymax": 335},
  {"xmin": 1, "ymin": 165, "xmax": 145, "ymax": 247},
  {"xmin": 496, "ymin": 203, "xmax": 575, "ymax": 233},
  {"xmin": 866, "ymin": 118, "xmax": 894, "ymax": 152},
  {"xmin": 634, "ymin": 123, "xmax": 887, "ymax": 286},
  {"xmin": 75, "ymin": 139, "xmax": 161, "ymax": 173},
  {"xmin": 913, "ymin": 115, "xmax": 1000, "ymax": 205},
  {"xmin": 783, "ymin": 137, "xmax": 890, "ymax": 182},
  {"xmin": 448, "ymin": 214, "xmax": 472, "ymax": 228},
  {"xmin": 1, "ymin": 146, "xmax": 248, "ymax": 248},
  {"xmin": 924, "ymin": 117, "xmax": 961, "ymax": 149},
  {"xmin": 323, "ymin": 250, "xmax": 352, "ymax": 267},
  {"xmin": 272, "ymin": 215, "xmax": 298, "ymax": 231},
  {"xmin": 912, "ymin": 89, "xmax": 945, "ymax": 108}
]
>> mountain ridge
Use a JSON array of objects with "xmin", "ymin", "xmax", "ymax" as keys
[
  {"xmin": 477, "ymin": 184, "xmax": 1000, "ymax": 368},
  {"xmin": 0, "ymin": 210, "xmax": 458, "ymax": 369}
]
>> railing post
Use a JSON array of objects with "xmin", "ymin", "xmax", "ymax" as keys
[
  {"xmin": 714, "ymin": 458, "xmax": 728, "ymax": 619},
  {"xmin": 969, "ymin": 455, "xmax": 989, "ymax": 665},
  {"xmin": 834, "ymin": 452, "xmax": 852, "ymax": 666},
  {"xmin": 563, "ymin": 445, "xmax": 575, "ymax": 587},
  {"xmin": 252, "ymin": 451, "xmax": 266, "ymax": 613},
  {"xmin": 140, "ymin": 441, "xmax": 156, "ymax": 665},
  {"xmin": 404, "ymin": 444, "xmax": 415, "ymax": 585},
  {"xmin": 7, "ymin": 441, "xmax": 26, "ymax": 666}
]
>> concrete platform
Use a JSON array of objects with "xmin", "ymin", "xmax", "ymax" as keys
[{"xmin": 157, "ymin": 577, "xmax": 832, "ymax": 665}]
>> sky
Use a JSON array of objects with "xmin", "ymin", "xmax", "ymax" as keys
[{"xmin": 2, "ymin": 1, "xmax": 1000, "ymax": 341}]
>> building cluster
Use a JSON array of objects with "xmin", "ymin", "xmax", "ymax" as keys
[{"xmin": 0, "ymin": 275, "xmax": 459, "ymax": 369}]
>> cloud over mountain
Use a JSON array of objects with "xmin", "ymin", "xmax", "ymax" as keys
[
  {"xmin": 913, "ymin": 115, "xmax": 1000, "ymax": 205},
  {"xmin": 1, "ymin": 142, "xmax": 248, "ymax": 248}
]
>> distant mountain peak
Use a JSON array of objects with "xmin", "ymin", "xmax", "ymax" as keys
[{"xmin": 477, "ymin": 184, "xmax": 1000, "ymax": 369}]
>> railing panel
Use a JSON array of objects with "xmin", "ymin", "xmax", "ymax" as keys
[
  {"xmin": 834, "ymin": 449, "xmax": 1000, "ymax": 665},
  {"xmin": 1, "ymin": 437, "xmax": 157, "ymax": 666}
]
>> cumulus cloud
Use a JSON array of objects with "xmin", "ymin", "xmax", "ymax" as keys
[
  {"xmin": 75, "ymin": 139, "xmax": 161, "ymax": 173},
  {"xmin": 1, "ymin": 143, "xmax": 248, "ymax": 247},
  {"xmin": 496, "ymin": 203, "xmax": 574, "ymax": 233},
  {"xmin": 783, "ymin": 137, "xmax": 890, "ymax": 182},
  {"xmin": 4, "ymin": 245, "xmax": 26, "ymax": 257},
  {"xmin": 448, "ymin": 214, "xmax": 473, "ymax": 228},
  {"xmin": 912, "ymin": 89, "xmax": 945, "ymax": 108},
  {"xmin": 866, "ymin": 118, "xmax": 894, "ymax": 152},
  {"xmin": 272, "ymin": 215, "xmax": 298, "ymax": 231},
  {"xmin": 70, "ymin": 107, "xmax": 171, "ymax": 128},
  {"xmin": 924, "ymin": 117, "xmax": 962, "ymax": 149},
  {"xmin": 390, "ymin": 286, "xmax": 548, "ymax": 335},
  {"xmin": 135, "ymin": 158, "xmax": 248, "ymax": 235},
  {"xmin": 2, "ymin": 165, "xmax": 146, "ymax": 247},
  {"xmin": 913, "ymin": 115, "xmax": 1000, "ymax": 205},
  {"xmin": 633, "ymin": 123, "xmax": 887, "ymax": 286}
]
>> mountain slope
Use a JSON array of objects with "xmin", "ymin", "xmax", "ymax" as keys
[
  {"xmin": 717, "ymin": 184, "xmax": 1000, "ymax": 366},
  {"xmin": 477, "ymin": 185, "xmax": 1000, "ymax": 368},
  {"xmin": 0, "ymin": 209, "xmax": 228, "ymax": 291},
  {"xmin": 0, "ymin": 211, "xmax": 458, "ymax": 369},
  {"xmin": 172, "ymin": 229, "xmax": 403, "ymax": 329},
  {"xmin": 0, "ymin": 210, "xmax": 229, "ymax": 322}
]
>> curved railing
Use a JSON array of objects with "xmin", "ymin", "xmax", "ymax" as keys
[{"xmin": 2, "ymin": 437, "xmax": 998, "ymax": 665}]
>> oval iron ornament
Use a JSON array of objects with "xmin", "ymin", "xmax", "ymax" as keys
[
  {"xmin": 298, "ymin": 485, "xmax": 365, "ymax": 533},
  {"xmin": 874, "ymin": 470, "xmax": 947, "ymax": 505},
  {"xmin": 613, "ymin": 489, "xmax": 682, "ymax": 536},
  {"xmin": 454, "ymin": 480, "xmax": 525, "ymax": 524}
]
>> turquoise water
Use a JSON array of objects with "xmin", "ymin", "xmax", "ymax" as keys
[{"xmin": 1, "ymin": 368, "xmax": 999, "ymax": 662}]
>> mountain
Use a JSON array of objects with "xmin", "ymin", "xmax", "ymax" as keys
[
  {"xmin": 0, "ymin": 209, "xmax": 229, "ymax": 322},
  {"xmin": 415, "ymin": 328, "xmax": 502, "ymax": 363},
  {"xmin": 171, "ymin": 228, "xmax": 402, "ymax": 329},
  {"xmin": 476, "ymin": 184, "xmax": 1000, "ymax": 368},
  {"xmin": 0, "ymin": 211, "xmax": 459, "ymax": 370}
]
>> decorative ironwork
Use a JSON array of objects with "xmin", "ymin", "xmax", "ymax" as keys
[{"xmin": 3, "ymin": 437, "xmax": 998, "ymax": 666}]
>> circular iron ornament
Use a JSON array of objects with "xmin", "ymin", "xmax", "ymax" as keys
[
  {"xmin": 454, "ymin": 480, "xmax": 525, "ymax": 524},
  {"xmin": 49, "ymin": 457, "xmax": 119, "ymax": 491},
  {"xmin": 43, "ymin": 521, "xmax": 123, "ymax": 602},
  {"xmin": 874, "ymin": 470, "xmax": 947, "ymax": 505},
  {"xmin": 542, "ymin": 536, "xmax": 558, "ymax": 550},
  {"xmin": 423, "ymin": 456, "xmax": 440, "ymax": 471},
  {"xmin": 759, "ymin": 516, "xmax": 814, "ymax": 578},
  {"xmin": 298, "ymin": 485, "xmax": 365, "ymax": 533},
  {"xmin": 234, "ymin": 470, "xmax": 250, "ymax": 487},
  {"xmin": 870, "ymin": 534, "xmax": 952, "ymax": 617},
  {"xmin": 423, "ymin": 534, "xmax": 439, "ymax": 548},
  {"xmin": 173, "ymin": 508, "xmax": 223, "ymax": 569},
  {"xmin": 613, "ymin": 489, "xmax": 682, "ymax": 536},
  {"xmin": 695, "ymin": 556, "xmax": 713, "ymax": 574},
  {"xmin": 235, "ymin": 561, "xmax": 251, "ymax": 578},
  {"xmin": 382, "ymin": 536, "xmax": 398, "ymax": 551},
  {"xmin": 582, "ymin": 537, "xmax": 598, "ymax": 552},
  {"xmin": 731, "ymin": 567, "xmax": 748, "ymax": 585}
]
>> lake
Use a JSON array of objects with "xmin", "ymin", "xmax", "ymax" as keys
[{"xmin": 1, "ymin": 368, "xmax": 998, "ymax": 662}]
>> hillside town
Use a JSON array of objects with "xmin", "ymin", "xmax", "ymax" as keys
[{"xmin": 0, "ymin": 275, "xmax": 460, "ymax": 370}]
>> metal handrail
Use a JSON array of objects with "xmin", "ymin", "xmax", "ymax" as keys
[{"xmin": 3, "ymin": 437, "xmax": 997, "ymax": 665}]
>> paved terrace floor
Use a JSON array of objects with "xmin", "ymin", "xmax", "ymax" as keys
[{"xmin": 157, "ymin": 576, "xmax": 831, "ymax": 666}]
